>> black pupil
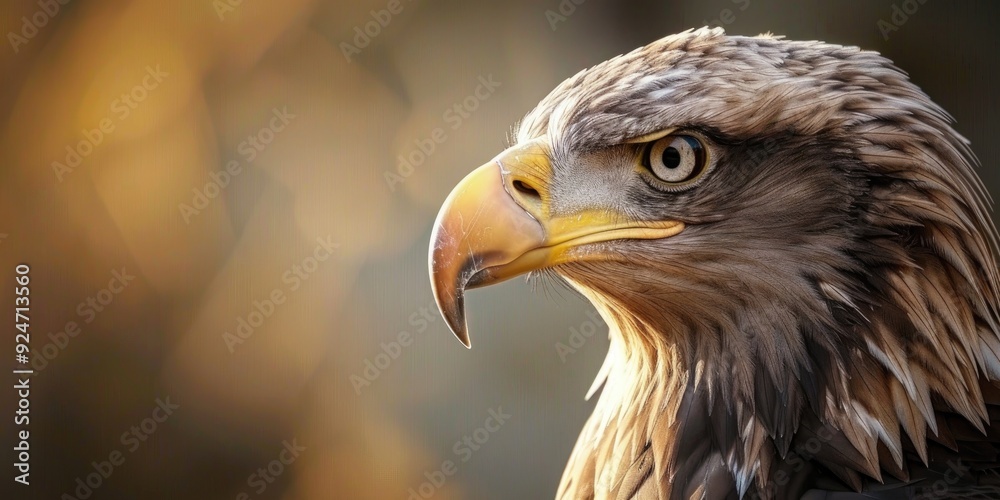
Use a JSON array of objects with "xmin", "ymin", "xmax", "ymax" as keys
[{"xmin": 661, "ymin": 147, "xmax": 681, "ymax": 169}]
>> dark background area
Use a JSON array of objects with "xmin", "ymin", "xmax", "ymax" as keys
[{"xmin": 1, "ymin": 0, "xmax": 998, "ymax": 498}]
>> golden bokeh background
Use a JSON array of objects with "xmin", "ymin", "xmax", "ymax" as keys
[{"xmin": 1, "ymin": 1, "xmax": 998, "ymax": 498}]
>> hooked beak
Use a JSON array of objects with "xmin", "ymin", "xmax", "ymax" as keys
[{"xmin": 428, "ymin": 140, "xmax": 684, "ymax": 347}]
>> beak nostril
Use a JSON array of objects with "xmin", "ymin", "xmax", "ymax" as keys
[
  {"xmin": 505, "ymin": 174, "xmax": 546, "ymax": 219},
  {"xmin": 512, "ymin": 179, "xmax": 541, "ymax": 200}
]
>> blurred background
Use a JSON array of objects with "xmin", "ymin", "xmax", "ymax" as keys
[{"xmin": 0, "ymin": 0, "xmax": 997, "ymax": 498}]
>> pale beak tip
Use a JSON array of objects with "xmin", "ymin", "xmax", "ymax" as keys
[{"xmin": 456, "ymin": 329, "xmax": 472, "ymax": 349}]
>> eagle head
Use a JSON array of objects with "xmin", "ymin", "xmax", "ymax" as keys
[{"xmin": 429, "ymin": 28, "xmax": 1000, "ymax": 498}]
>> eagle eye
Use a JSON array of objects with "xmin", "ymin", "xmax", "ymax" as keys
[{"xmin": 641, "ymin": 134, "xmax": 706, "ymax": 185}]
